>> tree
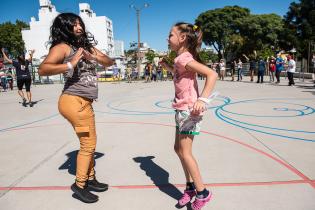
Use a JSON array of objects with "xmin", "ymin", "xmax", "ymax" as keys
[
  {"xmin": 199, "ymin": 49, "xmax": 218, "ymax": 64},
  {"xmin": 238, "ymin": 14, "xmax": 284, "ymax": 58},
  {"xmin": 145, "ymin": 49, "xmax": 158, "ymax": 63},
  {"xmin": 280, "ymin": 0, "xmax": 315, "ymax": 58},
  {"xmin": 0, "ymin": 20, "xmax": 28, "ymax": 57},
  {"xmin": 125, "ymin": 42, "xmax": 138, "ymax": 66},
  {"xmin": 195, "ymin": 6, "xmax": 250, "ymax": 59}
]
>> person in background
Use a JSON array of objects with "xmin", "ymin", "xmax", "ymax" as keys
[
  {"xmin": 0, "ymin": 70, "xmax": 7, "ymax": 91},
  {"xmin": 275, "ymin": 53, "xmax": 284, "ymax": 84},
  {"xmin": 257, "ymin": 57, "xmax": 266, "ymax": 83},
  {"xmin": 287, "ymin": 54, "xmax": 296, "ymax": 86},
  {"xmin": 269, "ymin": 56, "xmax": 276, "ymax": 82},
  {"xmin": 6, "ymin": 68, "xmax": 14, "ymax": 90},
  {"xmin": 230, "ymin": 60, "xmax": 236, "ymax": 81},
  {"xmin": 2, "ymin": 48, "xmax": 35, "ymax": 106},
  {"xmin": 218, "ymin": 59, "xmax": 226, "ymax": 80},
  {"xmin": 125, "ymin": 66, "xmax": 132, "ymax": 83},
  {"xmin": 312, "ymin": 54, "xmax": 315, "ymax": 86},
  {"xmin": 156, "ymin": 64, "xmax": 163, "ymax": 81},
  {"xmin": 112, "ymin": 63, "xmax": 120, "ymax": 81},
  {"xmin": 237, "ymin": 58, "xmax": 243, "ymax": 81},
  {"xmin": 144, "ymin": 63, "xmax": 152, "ymax": 82},
  {"xmin": 243, "ymin": 51, "xmax": 257, "ymax": 82}
]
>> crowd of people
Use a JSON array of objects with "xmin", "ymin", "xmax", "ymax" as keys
[{"xmin": 210, "ymin": 52, "xmax": 297, "ymax": 86}]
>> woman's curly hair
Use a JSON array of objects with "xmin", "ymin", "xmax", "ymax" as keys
[{"xmin": 49, "ymin": 13, "xmax": 97, "ymax": 53}]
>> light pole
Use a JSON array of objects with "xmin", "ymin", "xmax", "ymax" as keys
[{"xmin": 130, "ymin": 3, "xmax": 149, "ymax": 79}]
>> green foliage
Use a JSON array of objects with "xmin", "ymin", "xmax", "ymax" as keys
[
  {"xmin": 0, "ymin": 20, "xmax": 28, "ymax": 57},
  {"xmin": 239, "ymin": 14, "xmax": 283, "ymax": 57},
  {"xmin": 280, "ymin": 0, "xmax": 315, "ymax": 58},
  {"xmin": 256, "ymin": 46, "xmax": 275, "ymax": 60},
  {"xmin": 240, "ymin": 14, "xmax": 283, "ymax": 48},
  {"xmin": 145, "ymin": 50, "xmax": 158, "ymax": 63},
  {"xmin": 159, "ymin": 51, "xmax": 177, "ymax": 66},
  {"xmin": 195, "ymin": 6, "xmax": 250, "ymax": 59},
  {"xmin": 196, "ymin": 6, "xmax": 285, "ymax": 61},
  {"xmin": 199, "ymin": 50, "xmax": 218, "ymax": 64}
]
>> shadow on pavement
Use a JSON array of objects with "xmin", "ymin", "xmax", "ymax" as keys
[
  {"xmin": 133, "ymin": 156, "xmax": 191, "ymax": 209},
  {"xmin": 59, "ymin": 150, "xmax": 105, "ymax": 176}
]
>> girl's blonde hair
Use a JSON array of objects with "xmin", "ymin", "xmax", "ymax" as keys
[{"xmin": 174, "ymin": 22, "xmax": 203, "ymax": 62}]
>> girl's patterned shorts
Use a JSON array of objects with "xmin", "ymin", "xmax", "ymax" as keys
[{"xmin": 175, "ymin": 109, "xmax": 203, "ymax": 135}]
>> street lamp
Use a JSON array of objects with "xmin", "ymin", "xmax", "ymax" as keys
[{"xmin": 130, "ymin": 3, "xmax": 149, "ymax": 78}]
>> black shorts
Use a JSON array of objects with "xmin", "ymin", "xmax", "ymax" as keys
[{"xmin": 17, "ymin": 77, "xmax": 32, "ymax": 91}]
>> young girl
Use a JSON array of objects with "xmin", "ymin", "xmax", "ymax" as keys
[
  {"xmin": 160, "ymin": 22, "xmax": 218, "ymax": 210},
  {"xmin": 39, "ymin": 13, "xmax": 113, "ymax": 203}
]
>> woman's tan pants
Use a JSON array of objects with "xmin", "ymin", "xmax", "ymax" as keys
[{"xmin": 58, "ymin": 94, "xmax": 96, "ymax": 188}]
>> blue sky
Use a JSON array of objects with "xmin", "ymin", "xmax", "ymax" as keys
[{"xmin": 1, "ymin": 0, "xmax": 295, "ymax": 51}]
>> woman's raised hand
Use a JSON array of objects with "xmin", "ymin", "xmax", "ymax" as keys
[
  {"xmin": 70, "ymin": 48, "xmax": 84, "ymax": 66},
  {"xmin": 82, "ymin": 50, "xmax": 96, "ymax": 61}
]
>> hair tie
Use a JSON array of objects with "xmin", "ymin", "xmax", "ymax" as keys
[{"xmin": 193, "ymin": 25, "xmax": 199, "ymax": 31}]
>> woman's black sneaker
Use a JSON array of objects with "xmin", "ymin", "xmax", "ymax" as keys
[
  {"xmin": 22, "ymin": 98, "xmax": 27, "ymax": 107},
  {"xmin": 87, "ymin": 179, "xmax": 109, "ymax": 192},
  {"xmin": 71, "ymin": 183, "xmax": 98, "ymax": 203}
]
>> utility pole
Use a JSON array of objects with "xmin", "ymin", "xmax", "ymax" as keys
[{"xmin": 130, "ymin": 3, "xmax": 149, "ymax": 79}]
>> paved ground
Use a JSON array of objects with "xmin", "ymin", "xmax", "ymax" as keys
[{"xmin": 0, "ymin": 76, "xmax": 315, "ymax": 210}]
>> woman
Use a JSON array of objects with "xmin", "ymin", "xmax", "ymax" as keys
[
  {"xmin": 237, "ymin": 58, "xmax": 243, "ymax": 81},
  {"xmin": 218, "ymin": 59, "xmax": 226, "ymax": 80},
  {"xmin": 39, "ymin": 13, "xmax": 113, "ymax": 203},
  {"xmin": 2, "ymin": 48, "xmax": 34, "ymax": 106}
]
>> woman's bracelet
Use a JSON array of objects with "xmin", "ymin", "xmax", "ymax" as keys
[
  {"xmin": 66, "ymin": 62, "xmax": 75, "ymax": 78},
  {"xmin": 66, "ymin": 62, "xmax": 74, "ymax": 70}
]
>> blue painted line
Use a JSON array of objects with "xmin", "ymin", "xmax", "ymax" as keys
[
  {"xmin": 154, "ymin": 96, "xmax": 231, "ymax": 111},
  {"xmin": 95, "ymin": 110, "xmax": 174, "ymax": 116},
  {"xmin": 106, "ymin": 99, "xmax": 174, "ymax": 115},
  {"xmin": 215, "ymin": 109, "xmax": 315, "ymax": 142},
  {"xmin": 217, "ymin": 109, "xmax": 315, "ymax": 133},
  {"xmin": 218, "ymin": 98, "xmax": 315, "ymax": 118},
  {"xmin": 0, "ymin": 114, "xmax": 59, "ymax": 132}
]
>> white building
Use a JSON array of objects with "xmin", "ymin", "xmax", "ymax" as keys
[
  {"xmin": 114, "ymin": 40, "xmax": 125, "ymax": 57},
  {"xmin": 79, "ymin": 3, "xmax": 114, "ymax": 56},
  {"xmin": 22, "ymin": 0, "xmax": 117, "ymax": 60},
  {"xmin": 22, "ymin": 0, "xmax": 58, "ymax": 60}
]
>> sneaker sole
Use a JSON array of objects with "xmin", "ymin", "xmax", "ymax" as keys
[
  {"xmin": 87, "ymin": 185, "xmax": 109, "ymax": 192},
  {"xmin": 71, "ymin": 185, "xmax": 98, "ymax": 203},
  {"xmin": 191, "ymin": 193, "xmax": 213, "ymax": 210}
]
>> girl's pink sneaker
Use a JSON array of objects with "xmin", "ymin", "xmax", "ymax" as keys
[
  {"xmin": 191, "ymin": 191, "xmax": 212, "ymax": 210},
  {"xmin": 177, "ymin": 190, "xmax": 196, "ymax": 207}
]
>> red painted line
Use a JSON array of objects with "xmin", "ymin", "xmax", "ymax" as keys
[
  {"xmin": 0, "ymin": 180, "xmax": 312, "ymax": 191},
  {"xmin": 114, "ymin": 180, "xmax": 311, "ymax": 189},
  {"xmin": 2, "ymin": 121, "xmax": 314, "ymax": 189},
  {"xmin": 201, "ymin": 130, "xmax": 315, "ymax": 189}
]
